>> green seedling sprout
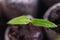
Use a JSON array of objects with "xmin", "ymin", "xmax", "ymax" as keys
[
  {"xmin": 7, "ymin": 16, "xmax": 57, "ymax": 28},
  {"xmin": 55, "ymin": 35, "xmax": 60, "ymax": 40}
]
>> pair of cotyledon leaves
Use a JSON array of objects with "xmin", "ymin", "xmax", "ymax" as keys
[{"xmin": 7, "ymin": 16, "xmax": 57, "ymax": 28}]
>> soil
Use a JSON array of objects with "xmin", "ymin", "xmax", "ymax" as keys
[
  {"xmin": 48, "ymin": 6, "xmax": 60, "ymax": 24},
  {"xmin": 8, "ymin": 25, "xmax": 43, "ymax": 40},
  {"xmin": 47, "ymin": 6, "xmax": 60, "ymax": 33}
]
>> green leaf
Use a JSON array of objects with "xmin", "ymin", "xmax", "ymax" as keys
[
  {"xmin": 31, "ymin": 18, "xmax": 57, "ymax": 28},
  {"xmin": 7, "ymin": 16, "xmax": 31, "ymax": 25},
  {"xmin": 56, "ymin": 35, "xmax": 60, "ymax": 40}
]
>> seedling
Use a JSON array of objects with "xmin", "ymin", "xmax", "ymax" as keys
[
  {"xmin": 7, "ymin": 15, "xmax": 57, "ymax": 28},
  {"xmin": 55, "ymin": 35, "xmax": 60, "ymax": 40}
]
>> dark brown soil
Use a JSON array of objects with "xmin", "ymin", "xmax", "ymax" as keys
[
  {"xmin": 47, "ymin": 6, "xmax": 60, "ymax": 33},
  {"xmin": 48, "ymin": 6, "xmax": 60, "ymax": 24},
  {"xmin": 8, "ymin": 25, "xmax": 43, "ymax": 40}
]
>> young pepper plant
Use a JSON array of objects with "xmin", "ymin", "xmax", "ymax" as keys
[{"xmin": 7, "ymin": 16, "xmax": 57, "ymax": 28}]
